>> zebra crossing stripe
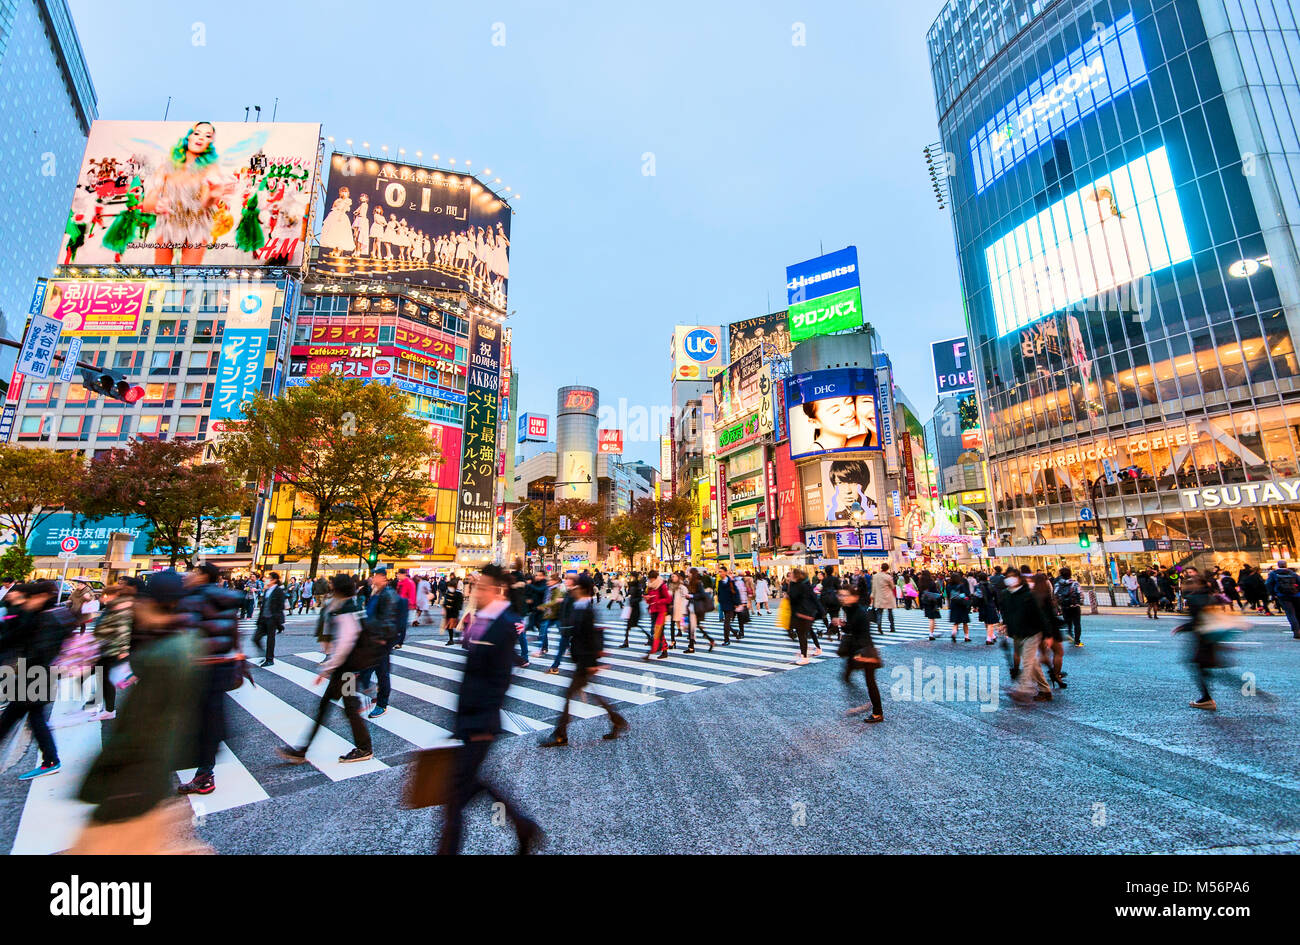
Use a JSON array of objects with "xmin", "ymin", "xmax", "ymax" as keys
[
  {"xmin": 10, "ymin": 697, "xmax": 100, "ymax": 856},
  {"xmin": 176, "ymin": 742, "xmax": 270, "ymax": 815}
]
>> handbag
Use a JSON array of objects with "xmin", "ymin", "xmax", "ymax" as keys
[
  {"xmin": 402, "ymin": 743, "xmax": 461, "ymax": 808},
  {"xmin": 620, "ymin": 604, "xmax": 632, "ymax": 621},
  {"xmin": 852, "ymin": 644, "xmax": 882, "ymax": 667},
  {"xmin": 775, "ymin": 598, "xmax": 792, "ymax": 630}
]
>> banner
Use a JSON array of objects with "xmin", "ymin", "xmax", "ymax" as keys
[
  {"xmin": 316, "ymin": 154, "xmax": 511, "ymax": 309},
  {"xmin": 61, "ymin": 120, "xmax": 321, "ymax": 268},
  {"xmin": 430, "ymin": 422, "xmax": 463, "ymax": 491},
  {"xmin": 776, "ymin": 443, "xmax": 801, "ymax": 547},
  {"xmin": 785, "ymin": 368, "xmax": 881, "ymax": 459},
  {"xmin": 455, "ymin": 317, "xmax": 503, "ymax": 544},
  {"xmin": 728, "ymin": 311, "xmax": 793, "ymax": 361},
  {"xmin": 210, "ymin": 285, "xmax": 276, "ymax": 421}
]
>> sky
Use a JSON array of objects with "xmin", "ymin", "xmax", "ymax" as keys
[{"xmin": 68, "ymin": 0, "xmax": 965, "ymax": 463}]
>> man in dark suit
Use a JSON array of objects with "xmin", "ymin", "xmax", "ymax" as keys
[
  {"xmin": 438, "ymin": 564, "xmax": 541, "ymax": 855},
  {"xmin": 252, "ymin": 571, "xmax": 285, "ymax": 666}
]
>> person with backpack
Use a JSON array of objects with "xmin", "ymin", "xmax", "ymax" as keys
[
  {"xmin": 277, "ymin": 574, "xmax": 376, "ymax": 765},
  {"xmin": 357, "ymin": 567, "xmax": 401, "ymax": 718},
  {"xmin": 0, "ymin": 581, "xmax": 75, "ymax": 780},
  {"xmin": 1054, "ymin": 565, "xmax": 1084, "ymax": 646},
  {"xmin": 1266, "ymin": 561, "xmax": 1300, "ymax": 638}
]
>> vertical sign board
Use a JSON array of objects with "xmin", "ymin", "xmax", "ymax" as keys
[
  {"xmin": 900, "ymin": 431, "xmax": 918, "ymax": 499},
  {"xmin": 59, "ymin": 338, "xmax": 83, "ymax": 382},
  {"xmin": 455, "ymin": 317, "xmax": 503, "ymax": 545},
  {"xmin": 211, "ymin": 285, "xmax": 277, "ymax": 422},
  {"xmin": 876, "ymin": 364, "xmax": 899, "ymax": 476},
  {"xmin": 16, "ymin": 313, "xmax": 63, "ymax": 380}
]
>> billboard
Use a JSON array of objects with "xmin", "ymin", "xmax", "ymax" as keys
[
  {"xmin": 712, "ymin": 346, "xmax": 763, "ymax": 421},
  {"xmin": 40, "ymin": 280, "xmax": 149, "ymax": 335},
  {"xmin": 660, "ymin": 435, "xmax": 673, "ymax": 499},
  {"xmin": 518, "ymin": 413, "xmax": 550, "ymax": 443},
  {"xmin": 932, "ymin": 336, "xmax": 976, "ymax": 397},
  {"xmin": 455, "ymin": 317, "xmax": 503, "ymax": 544},
  {"xmin": 315, "ymin": 154, "xmax": 511, "ymax": 308},
  {"xmin": 598, "ymin": 429, "xmax": 623, "ymax": 454},
  {"xmin": 789, "ymin": 285, "xmax": 863, "ymax": 343},
  {"xmin": 728, "ymin": 311, "xmax": 793, "ymax": 362},
  {"xmin": 430, "ymin": 422, "xmax": 463, "ymax": 491},
  {"xmin": 970, "ymin": 14, "xmax": 1147, "ymax": 194},
  {"xmin": 786, "ymin": 246, "xmax": 859, "ymax": 305},
  {"xmin": 210, "ymin": 284, "xmax": 277, "ymax": 421},
  {"xmin": 671, "ymin": 326, "xmax": 724, "ymax": 381},
  {"xmin": 561, "ymin": 451, "xmax": 595, "ymax": 498},
  {"xmin": 799, "ymin": 457, "xmax": 883, "ymax": 527},
  {"xmin": 784, "ymin": 368, "xmax": 881, "ymax": 459},
  {"xmin": 61, "ymin": 120, "xmax": 321, "ymax": 268},
  {"xmin": 986, "ymin": 146, "xmax": 1191, "ymax": 337}
]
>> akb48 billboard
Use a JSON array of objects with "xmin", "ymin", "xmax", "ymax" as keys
[{"xmin": 316, "ymin": 154, "xmax": 511, "ymax": 309}]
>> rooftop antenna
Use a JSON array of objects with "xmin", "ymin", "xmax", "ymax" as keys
[
  {"xmin": 254, "ymin": 105, "xmax": 262, "ymax": 121},
  {"xmin": 163, "ymin": 96, "xmax": 172, "ymax": 120},
  {"xmin": 272, "ymin": 97, "xmax": 279, "ymax": 121},
  {"xmin": 244, "ymin": 106, "xmax": 249, "ymax": 122}
]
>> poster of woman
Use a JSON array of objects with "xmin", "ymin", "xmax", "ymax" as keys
[
  {"xmin": 60, "ymin": 120, "xmax": 321, "ymax": 268},
  {"xmin": 785, "ymin": 368, "xmax": 882, "ymax": 458}
]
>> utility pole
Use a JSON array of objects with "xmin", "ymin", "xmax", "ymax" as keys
[{"xmin": 1087, "ymin": 478, "xmax": 1117, "ymax": 606}]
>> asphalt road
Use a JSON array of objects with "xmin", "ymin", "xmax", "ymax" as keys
[{"xmin": 2, "ymin": 604, "xmax": 1297, "ymax": 854}]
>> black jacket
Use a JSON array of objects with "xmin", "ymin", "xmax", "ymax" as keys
[
  {"xmin": 257, "ymin": 585, "xmax": 285, "ymax": 628},
  {"xmin": 183, "ymin": 582, "xmax": 244, "ymax": 657},
  {"xmin": 367, "ymin": 584, "xmax": 402, "ymax": 643},
  {"xmin": 841, "ymin": 602, "xmax": 876, "ymax": 654},
  {"xmin": 0, "ymin": 604, "xmax": 75, "ymax": 669},
  {"xmin": 524, "ymin": 579, "xmax": 548, "ymax": 614},
  {"xmin": 717, "ymin": 577, "xmax": 740, "ymax": 610},
  {"xmin": 569, "ymin": 600, "xmax": 603, "ymax": 670},
  {"xmin": 787, "ymin": 578, "xmax": 823, "ymax": 619},
  {"xmin": 999, "ymin": 585, "xmax": 1048, "ymax": 640},
  {"xmin": 455, "ymin": 606, "xmax": 521, "ymax": 737}
]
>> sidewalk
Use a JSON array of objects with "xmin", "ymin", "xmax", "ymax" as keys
[{"xmin": 1083, "ymin": 600, "xmax": 1291, "ymax": 621}]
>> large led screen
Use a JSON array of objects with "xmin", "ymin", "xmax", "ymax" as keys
[
  {"xmin": 985, "ymin": 146, "xmax": 1191, "ymax": 337},
  {"xmin": 785, "ymin": 368, "xmax": 881, "ymax": 459},
  {"xmin": 970, "ymin": 14, "xmax": 1148, "ymax": 194}
]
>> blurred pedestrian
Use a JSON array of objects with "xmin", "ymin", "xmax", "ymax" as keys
[{"xmin": 542, "ymin": 574, "xmax": 628, "ymax": 746}]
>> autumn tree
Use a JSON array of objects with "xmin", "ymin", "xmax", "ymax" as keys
[
  {"xmin": 221, "ymin": 375, "xmax": 435, "ymax": 577},
  {"xmin": 81, "ymin": 439, "xmax": 245, "ymax": 568},
  {"xmin": 634, "ymin": 493, "xmax": 698, "ymax": 567},
  {"xmin": 0, "ymin": 445, "xmax": 84, "ymax": 553},
  {"xmin": 605, "ymin": 512, "xmax": 653, "ymax": 569}
]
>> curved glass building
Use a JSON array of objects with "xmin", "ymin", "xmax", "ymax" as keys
[{"xmin": 929, "ymin": 0, "xmax": 1300, "ymax": 576}]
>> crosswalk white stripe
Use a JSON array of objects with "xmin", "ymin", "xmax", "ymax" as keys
[
  {"xmin": 268, "ymin": 657, "xmax": 456, "ymax": 748},
  {"xmin": 385, "ymin": 650, "xmax": 607, "ymax": 719},
  {"xmin": 10, "ymin": 694, "xmax": 100, "ymax": 856},
  {"xmin": 226, "ymin": 679, "xmax": 387, "ymax": 780},
  {"xmin": 176, "ymin": 742, "xmax": 270, "ymax": 814}
]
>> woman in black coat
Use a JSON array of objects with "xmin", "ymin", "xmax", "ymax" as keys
[{"xmin": 946, "ymin": 576, "xmax": 971, "ymax": 642}]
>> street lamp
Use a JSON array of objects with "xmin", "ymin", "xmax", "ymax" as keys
[
  {"xmin": 1086, "ymin": 478, "xmax": 1118, "ymax": 606},
  {"xmin": 849, "ymin": 501, "xmax": 866, "ymax": 574}
]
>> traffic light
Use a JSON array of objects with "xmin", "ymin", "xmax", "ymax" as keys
[
  {"xmin": 577, "ymin": 521, "xmax": 590, "ymax": 535},
  {"xmin": 80, "ymin": 368, "xmax": 145, "ymax": 404},
  {"xmin": 367, "ymin": 549, "xmax": 379, "ymax": 569},
  {"xmin": 1077, "ymin": 530, "xmax": 1091, "ymax": 549}
]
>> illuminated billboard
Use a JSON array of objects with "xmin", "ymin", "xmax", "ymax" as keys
[
  {"xmin": 799, "ymin": 457, "xmax": 883, "ymax": 527},
  {"xmin": 985, "ymin": 146, "xmax": 1191, "ymax": 337},
  {"xmin": 788, "ymin": 285, "xmax": 863, "ymax": 343},
  {"xmin": 931, "ymin": 336, "xmax": 976, "ymax": 397},
  {"xmin": 61, "ymin": 120, "xmax": 321, "ymax": 268},
  {"xmin": 786, "ymin": 246, "xmax": 859, "ymax": 305},
  {"xmin": 784, "ymin": 368, "xmax": 881, "ymax": 459},
  {"xmin": 455, "ymin": 317, "xmax": 503, "ymax": 545},
  {"xmin": 315, "ymin": 154, "xmax": 511, "ymax": 308},
  {"xmin": 671, "ymin": 326, "xmax": 724, "ymax": 381},
  {"xmin": 598, "ymin": 429, "xmax": 623, "ymax": 454},
  {"xmin": 518, "ymin": 412, "xmax": 550, "ymax": 443},
  {"xmin": 40, "ymin": 280, "xmax": 150, "ymax": 335},
  {"xmin": 970, "ymin": 14, "xmax": 1148, "ymax": 194},
  {"xmin": 728, "ymin": 311, "xmax": 792, "ymax": 361}
]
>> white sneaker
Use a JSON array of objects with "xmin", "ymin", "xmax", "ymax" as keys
[{"xmin": 92, "ymin": 710, "xmax": 116, "ymax": 721}]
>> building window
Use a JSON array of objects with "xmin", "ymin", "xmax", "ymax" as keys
[
  {"xmin": 58, "ymin": 416, "xmax": 83, "ymax": 436},
  {"xmin": 137, "ymin": 415, "xmax": 161, "ymax": 436},
  {"xmin": 187, "ymin": 351, "xmax": 209, "ymax": 370},
  {"xmin": 195, "ymin": 320, "xmax": 215, "ymax": 340},
  {"xmin": 113, "ymin": 350, "xmax": 135, "ymax": 369},
  {"xmin": 65, "ymin": 384, "xmax": 90, "ymax": 404},
  {"xmin": 98, "ymin": 416, "xmax": 123, "ymax": 436},
  {"xmin": 182, "ymin": 382, "xmax": 204, "ymax": 402},
  {"xmin": 176, "ymin": 415, "xmax": 198, "ymax": 434},
  {"xmin": 18, "ymin": 415, "xmax": 45, "ymax": 435}
]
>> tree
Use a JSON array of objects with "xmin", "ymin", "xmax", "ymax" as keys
[
  {"xmin": 511, "ymin": 503, "xmax": 561, "ymax": 561},
  {"xmin": 0, "ymin": 545, "xmax": 33, "ymax": 583},
  {"xmin": 549, "ymin": 498, "xmax": 605, "ymax": 566},
  {"xmin": 0, "ymin": 445, "xmax": 83, "ymax": 553},
  {"xmin": 81, "ymin": 439, "xmax": 246, "ymax": 568},
  {"xmin": 221, "ymin": 375, "xmax": 430, "ymax": 578},
  {"xmin": 605, "ymin": 512, "xmax": 653, "ymax": 569},
  {"xmin": 634, "ymin": 493, "xmax": 698, "ymax": 567}
]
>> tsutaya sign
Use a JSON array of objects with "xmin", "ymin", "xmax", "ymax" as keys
[{"xmin": 1180, "ymin": 478, "xmax": 1300, "ymax": 510}]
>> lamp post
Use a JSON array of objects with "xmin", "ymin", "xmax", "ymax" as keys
[
  {"xmin": 849, "ymin": 502, "xmax": 866, "ymax": 575},
  {"xmin": 1086, "ymin": 477, "xmax": 1118, "ymax": 606}
]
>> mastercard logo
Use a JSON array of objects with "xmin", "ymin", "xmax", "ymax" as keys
[{"xmin": 677, "ymin": 364, "xmax": 699, "ymax": 379}]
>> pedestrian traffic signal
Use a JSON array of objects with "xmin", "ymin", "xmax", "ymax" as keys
[
  {"xmin": 80, "ymin": 368, "xmax": 144, "ymax": 404},
  {"xmin": 367, "ymin": 549, "xmax": 379, "ymax": 569},
  {"xmin": 1078, "ymin": 530, "xmax": 1091, "ymax": 549}
]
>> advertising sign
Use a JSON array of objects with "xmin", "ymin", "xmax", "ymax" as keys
[
  {"xmin": 61, "ymin": 121, "xmax": 320, "ymax": 268},
  {"xmin": 716, "ymin": 412, "xmax": 762, "ymax": 456},
  {"xmin": 210, "ymin": 285, "xmax": 277, "ymax": 421},
  {"xmin": 40, "ymin": 280, "xmax": 149, "ymax": 335},
  {"xmin": 932, "ymin": 336, "xmax": 976, "ymax": 396},
  {"xmin": 970, "ymin": 14, "xmax": 1147, "ymax": 194},
  {"xmin": 518, "ymin": 412, "xmax": 550, "ymax": 443},
  {"xmin": 59, "ymin": 338, "xmax": 83, "ymax": 382},
  {"xmin": 316, "ymin": 154, "xmax": 511, "ymax": 309},
  {"xmin": 799, "ymin": 457, "xmax": 882, "ymax": 527},
  {"xmin": 16, "ymin": 314, "xmax": 63, "ymax": 380},
  {"xmin": 784, "ymin": 368, "xmax": 881, "ymax": 459},
  {"xmin": 786, "ymin": 246, "xmax": 859, "ymax": 305},
  {"xmin": 712, "ymin": 345, "xmax": 763, "ymax": 421},
  {"xmin": 561, "ymin": 451, "xmax": 595, "ymax": 498},
  {"xmin": 776, "ymin": 443, "xmax": 801, "ymax": 547},
  {"xmin": 598, "ymin": 429, "xmax": 624, "ymax": 454},
  {"xmin": 559, "ymin": 387, "xmax": 598, "ymax": 415},
  {"xmin": 430, "ymin": 422, "xmax": 463, "ymax": 491},
  {"xmin": 660, "ymin": 435, "xmax": 673, "ymax": 500},
  {"xmin": 456, "ymin": 317, "xmax": 503, "ymax": 544},
  {"xmin": 671, "ymin": 325, "xmax": 724, "ymax": 381},
  {"xmin": 986, "ymin": 146, "xmax": 1191, "ymax": 336},
  {"xmin": 728, "ymin": 311, "xmax": 793, "ymax": 361},
  {"xmin": 788, "ymin": 285, "xmax": 863, "ymax": 343},
  {"xmin": 877, "ymin": 364, "xmax": 898, "ymax": 476}
]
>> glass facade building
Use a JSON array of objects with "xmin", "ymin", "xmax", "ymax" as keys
[
  {"xmin": 930, "ymin": 0, "xmax": 1300, "ymax": 574},
  {"xmin": 0, "ymin": 0, "xmax": 95, "ymax": 347}
]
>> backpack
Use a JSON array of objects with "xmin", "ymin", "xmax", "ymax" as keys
[
  {"xmin": 344, "ymin": 618, "xmax": 386, "ymax": 672},
  {"xmin": 1055, "ymin": 579, "xmax": 1081, "ymax": 608},
  {"xmin": 1275, "ymin": 570, "xmax": 1300, "ymax": 599}
]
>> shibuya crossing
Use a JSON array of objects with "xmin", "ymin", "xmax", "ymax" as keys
[{"xmin": 0, "ymin": 0, "xmax": 1295, "ymax": 890}]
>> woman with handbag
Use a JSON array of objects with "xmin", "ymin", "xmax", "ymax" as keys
[
  {"xmin": 685, "ymin": 569, "xmax": 716, "ymax": 654},
  {"xmin": 785, "ymin": 568, "xmax": 823, "ymax": 665},
  {"xmin": 836, "ymin": 581, "xmax": 883, "ymax": 723},
  {"xmin": 946, "ymin": 575, "xmax": 972, "ymax": 642}
]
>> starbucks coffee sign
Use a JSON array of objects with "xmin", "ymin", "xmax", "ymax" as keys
[{"xmin": 1179, "ymin": 478, "xmax": 1300, "ymax": 509}]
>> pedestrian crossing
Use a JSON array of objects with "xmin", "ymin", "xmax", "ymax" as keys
[{"xmin": 3, "ymin": 605, "xmax": 951, "ymax": 851}]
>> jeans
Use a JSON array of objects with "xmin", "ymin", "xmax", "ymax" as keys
[
  {"xmin": 1279, "ymin": 599, "xmax": 1300, "ymax": 637},
  {"xmin": 307, "ymin": 667, "xmax": 371, "ymax": 753},
  {"xmin": 874, "ymin": 607, "xmax": 895, "ymax": 633},
  {"xmin": 550, "ymin": 629, "xmax": 571, "ymax": 669},
  {"xmin": 0, "ymin": 699, "xmax": 57, "ymax": 765},
  {"xmin": 517, "ymin": 620, "xmax": 529, "ymax": 661},
  {"xmin": 533, "ymin": 616, "xmax": 551, "ymax": 651},
  {"xmin": 395, "ymin": 600, "xmax": 410, "ymax": 647},
  {"xmin": 358, "ymin": 647, "xmax": 392, "ymax": 708},
  {"xmin": 1126, "ymin": 588, "xmax": 1140, "ymax": 606}
]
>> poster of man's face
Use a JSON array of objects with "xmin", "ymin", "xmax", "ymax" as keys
[{"xmin": 823, "ymin": 459, "xmax": 879, "ymax": 522}]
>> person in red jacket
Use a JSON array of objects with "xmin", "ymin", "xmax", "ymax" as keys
[
  {"xmin": 643, "ymin": 569, "xmax": 672, "ymax": 662},
  {"xmin": 395, "ymin": 568, "xmax": 418, "ymax": 647}
]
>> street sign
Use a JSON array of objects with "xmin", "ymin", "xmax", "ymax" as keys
[
  {"xmin": 59, "ymin": 338, "xmax": 83, "ymax": 382},
  {"xmin": 60, "ymin": 536, "xmax": 80, "ymax": 553},
  {"xmin": 1079, "ymin": 507, "xmax": 1094, "ymax": 522},
  {"xmin": 16, "ymin": 314, "xmax": 63, "ymax": 380},
  {"xmin": 537, "ymin": 536, "xmax": 547, "ymax": 547},
  {"xmin": 57, "ymin": 549, "xmax": 77, "ymax": 560}
]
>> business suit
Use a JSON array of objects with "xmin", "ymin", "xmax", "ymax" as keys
[
  {"xmin": 439, "ymin": 604, "xmax": 537, "ymax": 854},
  {"xmin": 252, "ymin": 584, "xmax": 285, "ymax": 664}
]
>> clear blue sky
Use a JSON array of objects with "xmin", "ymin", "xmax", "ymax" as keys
[{"xmin": 69, "ymin": 0, "xmax": 963, "ymax": 458}]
